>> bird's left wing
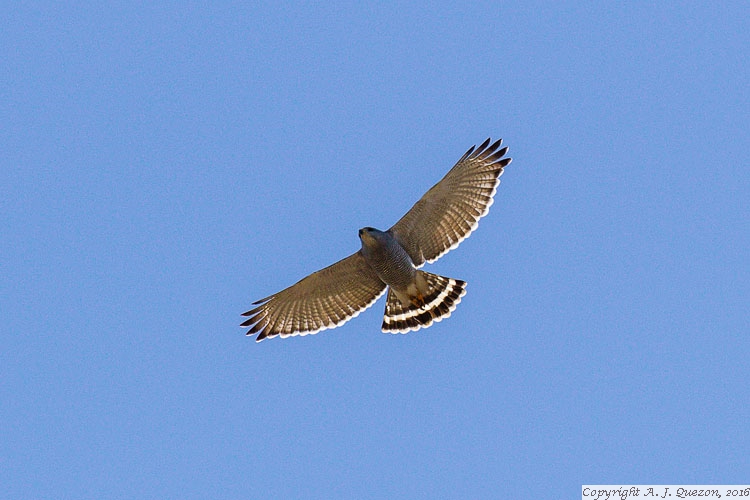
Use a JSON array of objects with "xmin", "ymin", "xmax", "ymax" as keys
[
  {"xmin": 241, "ymin": 251, "xmax": 387, "ymax": 342},
  {"xmin": 388, "ymin": 138, "xmax": 511, "ymax": 267}
]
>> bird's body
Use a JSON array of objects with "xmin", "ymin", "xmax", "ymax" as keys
[
  {"xmin": 358, "ymin": 227, "xmax": 415, "ymax": 291},
  {"xmin": 242, "ymin": 137, "xmax": 512, "ymax": 341}
]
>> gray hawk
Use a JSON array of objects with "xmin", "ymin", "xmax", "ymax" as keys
[{"xmin": 242, "ymin": 137, "xmax": 512, "ymax": 341}]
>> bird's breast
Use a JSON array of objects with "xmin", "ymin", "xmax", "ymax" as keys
[{"xmin": 361, "ymin": 235, "xmax": 416, "ymax": 289}]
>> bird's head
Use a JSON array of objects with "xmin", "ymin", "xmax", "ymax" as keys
[{"xmin": 358, "ymin": 227, "xmax": 382, "ymax": 244}]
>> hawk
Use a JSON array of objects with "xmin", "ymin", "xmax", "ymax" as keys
[{"xmin": 242, "ymin": 138, "xmax": 512, "ymax": 341}]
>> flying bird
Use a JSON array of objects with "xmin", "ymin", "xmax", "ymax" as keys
[{"xmin": 242, "ymin": 138, "xmax": 512, "ymax": 341}]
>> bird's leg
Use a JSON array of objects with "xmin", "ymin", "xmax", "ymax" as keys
[{"xmin": 410, "ymin": 291, "xmax": 426, "ymax": 308}]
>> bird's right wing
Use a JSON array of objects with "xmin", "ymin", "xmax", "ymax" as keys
[
  {"xmin": 241, "ymin": 251, "xmax": 387, "ymax": 342},
  {"xmin": 389, "ymin": 138, "xmax": 511, "ymax": 267}
]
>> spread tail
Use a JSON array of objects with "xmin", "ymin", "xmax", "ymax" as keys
[{"xmin": 381, "ymin": 271, "xmax": 467, "ymax": 333}]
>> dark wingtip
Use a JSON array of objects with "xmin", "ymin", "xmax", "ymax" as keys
[
  {"xmin": 472, "ymin": 138, "xmax": 491, "ymax": 157},
  {"xmin": 467, "ymin": 137, "xmax": 495, "ymax": 161},
  {"xmin": 248, "ymin": 320, "xmax": 266, "ymax": 334},
  {"xmin": 240, "ymin": 315, "xmax": 259, "ymax": 328},
  {"xmin": 487, "ymin": 145, "xmax": 509, "ymax": 163},
  {"xmin": 241, "ymin": 303, "xmax": 265, "ymax": 317},
  {"xmin": 255, "ymin": 329, "xmax": 275, "ymax": 342},
  {"xmin": 252, "ymin": 295, "xmax": 272, "ymax": 305},
  {"xmin": 459, "ymin": 145, "xmax": 476, "ymax": 163}
]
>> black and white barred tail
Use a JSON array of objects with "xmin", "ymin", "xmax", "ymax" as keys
[{"xmin": 381, "ymin": 271, "xmax": 467, "ymax": 333}]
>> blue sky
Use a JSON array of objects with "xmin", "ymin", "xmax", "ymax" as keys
[{"xmin": 2, "ymin": 2, "xmax": 748, "ymax": 498}]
